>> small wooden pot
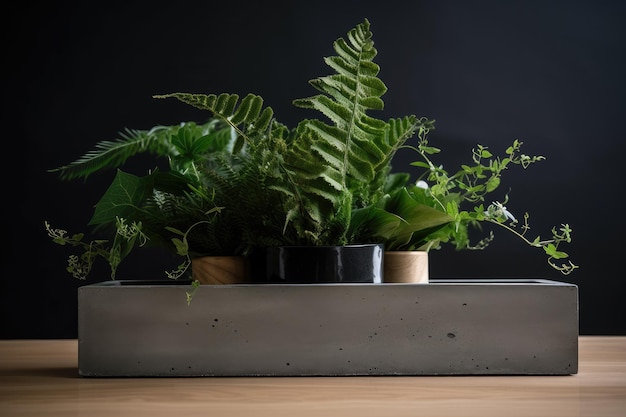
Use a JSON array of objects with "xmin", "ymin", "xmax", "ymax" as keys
[
  {"xmin": 191, "ymin": 256, "xmax": 251, "ymax": 285},
  {"xmin": 383, "ymin": 251, "xmax": 429, "ymax": 283}
]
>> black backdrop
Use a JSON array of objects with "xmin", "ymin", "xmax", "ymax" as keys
[{"xmin": 2, "ymin": 0, "xmax": 625, "ymax": 337}]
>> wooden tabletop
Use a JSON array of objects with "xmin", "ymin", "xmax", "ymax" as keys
[{"xmin": 1, "ymin": 337, "xmax": 624, "ymax": 417}]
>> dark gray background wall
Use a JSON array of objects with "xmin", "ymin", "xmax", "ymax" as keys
[{"xmin": 2, "ymin": 0, "xmax": 624, "ymax": 337}]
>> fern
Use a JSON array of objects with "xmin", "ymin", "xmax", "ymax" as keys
[
  {"xmin": 49, "ymin": 120, "xmax": 229, "ymax": 181},
  {"xmin": 153, "ymin": 19, "xmax": 426, "ymax": 246},
  {"xmin": 293, "ymin": 21, "xmax": 420, "ymax": 202},
  {"xmin": 153, "ymin": 93, "xmax": 274, "ymax": 153},
  {"xmin": 289, "ymin": 18, "xmax": 421, "ymax": 241}
]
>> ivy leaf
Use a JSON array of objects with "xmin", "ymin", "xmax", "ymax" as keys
[
  {"xmin": 419, "ymin": 145, "xmax": 440, "ymax": 155},
  {"xmin": 544, "ymin": 243, "xmax": 569, "ymax": 259},
  {"xmin": 171, "ymin": 237, "xmax": 189, "ymax": 256},
  {"xmin": 485, "ymin": 176, "xmax": 501, "ymax": 192},
  {"xmin": 480, "ymin": 149, "xmax": 493, "ymax": 158}
]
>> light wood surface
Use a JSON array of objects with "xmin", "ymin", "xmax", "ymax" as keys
[
  {"xmin": 383, "ymin": 251, "xmax": 429, "ymax": 283},
  {"xmin": 0, "ymin": 337, "xmax": 624, "ymax": 417}
]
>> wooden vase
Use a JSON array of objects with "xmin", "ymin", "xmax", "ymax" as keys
[
  {"xmin": 191, "ymin": 256, "xmax": 251, "ymax": 285},
  {"xmin": 383, "ymin": 251, "xmax": 429, "ymax": 283}
]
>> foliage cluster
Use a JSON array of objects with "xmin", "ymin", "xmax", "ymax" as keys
[{"xmin": 46, "ymin": 19, "xmax": 577, "ymax": 281}]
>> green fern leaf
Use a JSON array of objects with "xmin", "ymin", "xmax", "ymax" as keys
[
  {"xmin": 153, "ymin": 93, "xmax": 274, "ymax": 148},
  {"xmin": 152, "ymin": 20, "xmax": 426, "ymax": 247},
  {"xmin": 288, "ymin": 19, "xmax": 421, "ymax": 220},
  {"xmin": 49, "ymin": 127, "xmax": 164, "ymax": 181},
  {"xmin": 49, "ymin": 121, "xmax": 230, "ymax": 181}
]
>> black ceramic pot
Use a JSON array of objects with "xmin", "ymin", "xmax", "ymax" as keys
[{"xmin": 251, "ymin": 244, "xmax": 384, "ymax": 284}]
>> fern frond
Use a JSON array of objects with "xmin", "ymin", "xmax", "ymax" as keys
[
  {"xmin": 49, "ymin": 122, "xmax": 220, "ymax": 181},
  {"xmin": 288, "ymin": 19, "xmax": 422, "ymax": 216},
  {"xmin": 153, "ymin": 93, "xmax": 274, "ymax": 151},
  {"xmin": 149, "ymin": 20, "xmax": 426, "ymax": 247},
  {"xmin": 292, "ymin": 19, "xmax": 397, "ymax": 189},
  {"xmin": 49, "ymin": 127, "xmax": 160, "ymax": 181}
]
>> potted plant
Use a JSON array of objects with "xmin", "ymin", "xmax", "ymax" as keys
[
  {"xmin": 45, "ymin": 119, "xmax": 256, "ymax": 282},
  {"xmin": 46, "ymin": 18, "xmax": 580, "ymax": 379},
  {"xmin": 349, "ymin": 119, "xmax": 579, "ymax": 282},
  {"xmin": 46, "ymin": 18, "xmax": 576, "ymax": 289},
  {"xmin": 46, "ymin": 19, "xmax": 450, "ymax": 287}
]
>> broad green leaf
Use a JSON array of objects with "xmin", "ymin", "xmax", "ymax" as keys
[{"xmin": 89, "ymin": 170, "xmax": 155, "ymax": 226}]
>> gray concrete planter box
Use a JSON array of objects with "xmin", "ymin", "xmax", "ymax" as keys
[{"xmin": 78, "ymin": 279, "xmax": 578, "ymax": 377}]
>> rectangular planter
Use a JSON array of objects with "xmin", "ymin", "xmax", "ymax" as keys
[{"xmin": 78, "ymin": 279, "xmax": 578, "ymax": 377}]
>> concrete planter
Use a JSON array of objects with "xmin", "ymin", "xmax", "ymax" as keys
[{"xmin": 78, "ymin": 279, "xmax": 578, "ymax": 377}]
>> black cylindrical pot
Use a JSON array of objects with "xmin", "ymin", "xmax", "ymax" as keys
[{"xmin": 251, "ymin": 244, "xmax": 384, "ymax": 283}]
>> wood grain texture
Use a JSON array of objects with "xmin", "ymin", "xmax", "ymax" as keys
[
  {"xmin": 383, "ymin": 251, "xmax": 429, "ymax": 283},
  {"xmin": 1, "ymin": 337, "xmax": 624, "ymax": 417},
  {"xmin": 192, "ymin": 256, "xmax": 252, "ymax": 284}
]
